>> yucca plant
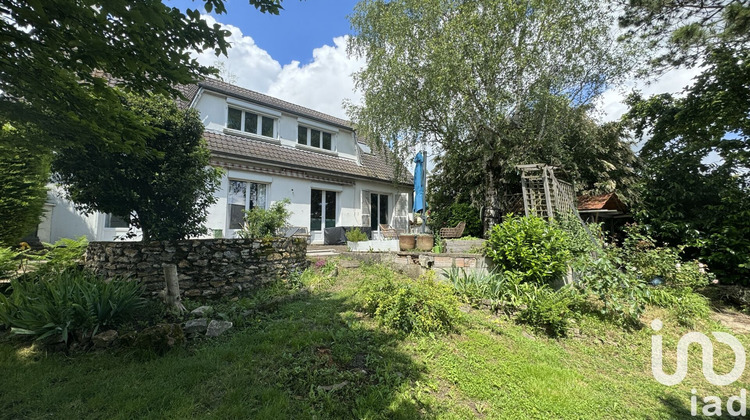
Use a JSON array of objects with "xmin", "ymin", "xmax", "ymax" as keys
[{"xmin": 0, "ymin": 269, "xmax": 145, "ymax": 345}]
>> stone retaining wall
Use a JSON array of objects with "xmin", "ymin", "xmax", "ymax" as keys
[{"xmin": 85, "ymin": 238, "xmax": 307, "ymax": 298}]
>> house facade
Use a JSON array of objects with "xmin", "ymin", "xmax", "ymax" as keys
[{"xmin": 40, "ymin": 79, "xmax": 413, "ymax": 244}]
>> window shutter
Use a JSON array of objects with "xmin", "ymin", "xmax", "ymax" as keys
[
  {"xmin": 393, "ymin": 193, "xmax": 409, "ymax": 231},
  {"xmin": 361, "ymin": 190, "xmax": 371, "ymax": 227}
]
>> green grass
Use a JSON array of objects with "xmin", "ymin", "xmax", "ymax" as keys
[{"xmin": 1, "ymin": 262, "xmax": 749, "ymax": 419}]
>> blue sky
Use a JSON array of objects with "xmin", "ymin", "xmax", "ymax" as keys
[{"xmin": 169, "ymin": 0, "xmax": 360, "ymax": 66}]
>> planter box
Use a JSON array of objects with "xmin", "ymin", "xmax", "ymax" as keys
[
  {"xmin": 445, "ymin": 239, "xmax": 486, "ymax": 254},
  {"xmin": 347, "ymin": 240, "xmax": 399, "ymax": 252}
]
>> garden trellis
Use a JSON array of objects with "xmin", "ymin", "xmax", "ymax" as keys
[{"xmin": 517, "ymin": 164, "xmax": 577, "ymax": 220}]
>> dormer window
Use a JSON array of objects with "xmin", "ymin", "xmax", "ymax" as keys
[
  {"xmin": 297, "ymin": 125, "xmax": 333, "ymax": 151},
  {"xmin": 227, "ymin": 107, "xmax": 275, "ymax": 138}
]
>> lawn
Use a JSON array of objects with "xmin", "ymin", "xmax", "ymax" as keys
[{"xmin": 1, "ymin": 261, "xmax": 748, "ymax": 419}]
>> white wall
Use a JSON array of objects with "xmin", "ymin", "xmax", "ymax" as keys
[
  {"xmin": 211, "ymin": 169, "xmax": 410, "ymax": 243},
  {"xmin": 46, "ymin": 187, "xmax": 98, "ymax": 242},
  {"xmin": 44, "ymin": 170, "xmax": 411, "ymax": 244}
]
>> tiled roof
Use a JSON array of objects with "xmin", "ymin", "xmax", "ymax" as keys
[
  {"xmin": 174, "ymin": 83, "xmax": 199, "ymax": 109},
  {"xmin": 204, "ymin": 131, "xmax": 413, "ymax": 185},
  {"xmin": 176, "ymin": 78, "xmax": 412, "ymax": 185},
  {"xmin": 577, "ymin": 192, "xmax": 627, "ymax": 212},
  {"xmin": 197, "ymin": 78, "xmax": 353, "ymax": 129}
]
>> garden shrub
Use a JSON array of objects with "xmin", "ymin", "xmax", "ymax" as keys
[
  {"xmin": 619, "ymin": 224, "xmax": 714, "ymax": 289},
  {"xmin": 453, "ymin": 217, "xmax": 713, "ymax": 331},
  {"xmin": 574, "ymin": 247, "xmax": 649, "ymax": 326},
  {"xmin": 355, "ymin": 268, "xmax": 398, "ymax": 315},
  {"xmin": 357, "ymin": 271, "xmax": 461, "ymax": 335},
  {"xmin": 516, "ymin": 286, "xmax": 579, "ymax": 338},
  {"xmin": 0, "ymin": 139, "xmax": 50, "ymax": 247},
  {"xmin": 555, "ymin": 213, "xmax": 599, "ymax": 258},
  {"xmin": 648, "ymin": 287, "xmax": 711, "ymax": 327},
  {"xmin": 345, "ymin": 227, "xmax": 368, "ymax": 242},
  {"xmin": 238, "ymin": 198, "xmax": 291, "ymax": 239},
  {"xmin": 0, "ymin": 269, "xmax": 145, "ymax": 345},
  {"xmin": 485, "ymin": 215, "xmax": 572, "ymax": 284},
  {"xmin": 673, "ymin": 261, "xmax": 714, "ymax": 289}
]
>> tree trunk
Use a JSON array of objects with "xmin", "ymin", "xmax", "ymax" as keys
[
  {"xmin": 483, "ymin": 152, "xmax": 502, "ymax": 235},
  {"xmin": 163, "ymin": 263, "xmax": 186, "ymax": 313}
]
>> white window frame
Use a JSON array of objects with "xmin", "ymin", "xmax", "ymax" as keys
[
  {"xmin": 370, "ymin": 192, "xmax": 392, "ymax": 231},
  {"xmin": 103, "ymin": 213, "xmax": 129, "ymax": 229},
  {"xmin": 226, "ymin": 106, "xmax": 278, "ymax": 139},
  {"xmin": 310, "ymin": 188, "xmax": 338, "ymax": 232},
  {"xmin": 297, "ymin": 125, "xmax": 336, "ymax": 151},
  {"xmin": 226, "ymin": 179, "xmax": 270, "ymax": 232}
]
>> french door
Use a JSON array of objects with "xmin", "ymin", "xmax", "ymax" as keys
[
  {"xmin": 311, "ymin": 189, "xmax": 336, "ymax": 231},
  {"xmin": 370, "ymin": 193, "xmax": 389, "ymax": 231}
]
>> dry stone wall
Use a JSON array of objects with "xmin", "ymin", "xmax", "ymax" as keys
[{"xmin": 85, "ymin": 238, "xmax": 307, "ymax": 298}]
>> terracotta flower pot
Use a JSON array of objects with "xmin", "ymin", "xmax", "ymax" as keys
[
  {"xmin": 399, "ymin": 234, "xmax": 416, "ymax": 251},
  {"xmin": 416, "ymin": 235, "xmax": 434, "ymax": 252}
]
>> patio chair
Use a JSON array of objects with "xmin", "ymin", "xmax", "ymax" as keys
[
  {"xmin": 378, "ymin": 224, "xmax": 399, "ymax": 240},
  {"xmin": 439, "ymin": 221, "xmax": 466, "ymax": 239}
]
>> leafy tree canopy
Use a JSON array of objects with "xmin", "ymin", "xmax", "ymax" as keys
[
  {"xmin": 624, "ymin": 46, "xmax": 750, "ymax": 283},
  {"xmin": 618, "ymin": 0, "xmax": 750, "ymax": 71},
  {"xmin": 52, "ymin": 93, "xmax": 222, "ymax": 242},
  {"xmin": 0, "ymin": 0, "xmax": 282, "ymax": 153},
  {"xmin": 349, "ymin": 0, "xmax": 636, "ymax": 227}
]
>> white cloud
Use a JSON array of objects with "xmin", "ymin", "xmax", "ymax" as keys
[
  {"xmin": 191, "ymin": 16, "xmax": 364, "ymax": 120},
  {"xmin": 267, "ymin": 36, "xmax": 365, "ymax": 120},
  {"xmin": 596, "ymin": 66, "xmax": 704, "ymax": 123},
  {"xmin": 191, "ymin": 16, "xmax": 282, "ymax": 93}
]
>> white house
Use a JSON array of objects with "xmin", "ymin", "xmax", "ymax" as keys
[{"xmin": 39, "ymin": 79, "xmax": 414, "ymax": 244}]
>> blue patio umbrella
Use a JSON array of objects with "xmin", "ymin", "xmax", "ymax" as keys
[{"xmin": 413, "ymin": 151, "xmax": 425, "ymax": 212}]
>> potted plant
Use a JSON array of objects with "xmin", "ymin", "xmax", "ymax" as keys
[
  {"xmin": 399, "ymin": 234, "xmax": 416, "ymax": 251},
  {"xmin": 416, "ymin": 234, "xmax": 434, "ymax": 251},
  {"xmin": 346, "ymin": 228, "xmax": 368, "ymax": 252}
]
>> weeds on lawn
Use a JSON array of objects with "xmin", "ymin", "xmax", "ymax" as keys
[{"xmin": 355, "ymin": 268, "xmax": 461, "ymax": 335}]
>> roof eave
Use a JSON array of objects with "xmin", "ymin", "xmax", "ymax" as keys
[{"xmin": 210, "ymin": 150, "xmax": 413, "ymax": 188}]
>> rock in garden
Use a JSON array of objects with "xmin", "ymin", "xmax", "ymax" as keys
[
  {"xmin": 184, "ymin": 318, "xmax": 208, "ymax": 334},
  {"xmin": 134, "ymin": 323, "xmax": 185, "ymax": 354},
  {"xmin": 191, "ymin": 305, "xmax": 213, "ymax": 317},
  {"xmin": 206, "ymin": 320, "xmax": 233, "ymax": 337},
  {"xmin": 92, "ymin": 329, "xmax": 119, "ymax": 349}
]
